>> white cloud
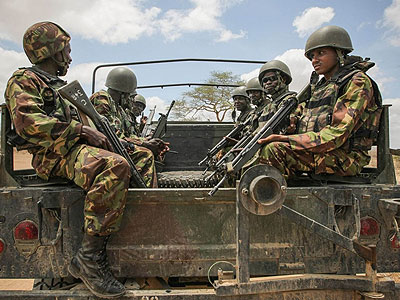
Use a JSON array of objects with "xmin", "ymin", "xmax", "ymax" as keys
[
  {"xmin": 158, "ymin": 0, "xmax": 246, "ymax": 42},
  {"xmin": 0, "ymin": 47, "xmax": 31, "ymax": 103},
  {"xmin": 0, "ymin": 0, "xmax": 244, "ymax": 45},
  {"xmin": 293, "ymin": 7, "xmax": 335, "ymax": 38},
  {"xmin": 383, "ymin": 98, "xmax": 400, "ymax": 148},
  {"xmin": 145, "ymin": 96, "xmax": 169, "ymax": 115},
  {"xmin": 382, "ymin": 0, "xmax": 400, "ymax": 46},
  {"xmin": 274, "ymin": 49, "xmax": 314, "ymax": 92},
  {"xmin": 367, "ymin": 63, "xmax": 395, "ymax": 94}
]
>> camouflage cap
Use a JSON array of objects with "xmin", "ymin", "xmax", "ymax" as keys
[{"xmin": 23, "ymin": 21, "xmax": 71, "ymax": 64}]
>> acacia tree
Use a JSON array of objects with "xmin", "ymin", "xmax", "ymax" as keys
[{"xmin": 172, "ymin": 71, "xmax": 244, "ymax": 122}]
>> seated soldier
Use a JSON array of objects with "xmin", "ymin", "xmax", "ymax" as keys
[
  {"xmin": 256, "ymin": 60, "xmax": 297, "ymax": 133},
  {"xmin": 232, "ymin": 86, "xmax": 253, "ymax": 127},
  {"xmin": 5, "ymin": 21, "xmax": 128, "ymax": 298},
  {"xmin": 245, "ymin": 77, "xmax": 271, "ymax": 133},
  {"xmin": 256, "ymin": 25, "xmax": 382, "ymax": 179},
  {"xmin": 126, "ymin": 94, "xmax": 147, "ymax": 135},
  {"xmin": 215, "ymin": 86, "xmax": 253, "ymax": 161},
  {"xmin": 90, "ymin": 67, "xmax": 169, "ymax": 187}
]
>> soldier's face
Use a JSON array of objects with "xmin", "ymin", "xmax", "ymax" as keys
[
  {"xmin": 261, "ymin": 71, "xmax": 279, "ymax": 94},
  {"xmin": 233, "ymin": 96, "xmax": 249, "ymax": 111},
  {"xmin": 132, "ymin": 102, "xmax": 145, "ymax": 117},
  {"xmin": 309, "ymin": 47, "xmax": 339, "ymax": 79},
  {"xmin": 247, "ymin": 90, "xmax": 262, "ymax": 105},
  {"xmin": 54, "ymin": 43, "xmax": 72, "ymax": 76}
]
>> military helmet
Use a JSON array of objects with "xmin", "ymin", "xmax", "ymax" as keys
[
  {"xmin": 134, "ymin": 94, "xmax": 146, "ymax": 107},
  {"xmin": 232, "ymin": 86, "xmax": 250, "ymax": 99},
  {"xmin": 23, "ymin": 21, "xmax": 71, "ymax": 64},
  {"xmin": 246, "ymin": 77, "xmax": 263, "ymax": 92},
  {"xmin": 258, "ymin": 60, "xmax": 292, "ymax": 84},
  {"xmin": 305, "ymin": 25, "xmax": 353, "ymax": 59},
  {"xmin": 105, "ymin": 67, "xmax": 137, "ymax": 93}
]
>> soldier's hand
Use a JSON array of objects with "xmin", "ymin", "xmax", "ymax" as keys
[
  {"xmin": 286, "ymin": 116, "xmax": 297, "ymax": 134},
  {"xmin": 119, "ymin": 138, "xmax": 135, "ymax": 152},
  {"xmin": 140, "ymin": 115, "xmax": 148, "ymax": 125},
  {"xmin": 258, "ymin": 134, "xmax": 289, "ymax": 145},
  {"xmin": 142, "ymin": 138, "xmax": 170, "ymax": 156},
  {"xmin": 81, "ymin": 125, "xmax": 113, "ymax": 151}
]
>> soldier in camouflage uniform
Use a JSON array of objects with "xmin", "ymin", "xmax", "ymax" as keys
[
  {"xmin": 124, "ymin": 93, "xmax": 147, "ymax": 136},
  {"xmin": 245, "ymin": 77, "xmax": 270, "ymax": 133},
  {"xmin": 257, "ymin": 25, "xmax": 382, "ymax": 179},
  {"xmin": 215, "ymin": 86, "xmax": 253, "ymax": 161},
  {"xmin": 232, "ymin": 86, "xmax": 253, "ymax": 126},
  {"xmin": 90, "ymin": 67, "xmax": 167, "ymax": 187},
  {"xmin": 256, "ymin": 60, "xmax": 297, "ymax": 132},
  {"xmin": 5, "ymin": 22, "xmax": 128, "ymax": 298}
]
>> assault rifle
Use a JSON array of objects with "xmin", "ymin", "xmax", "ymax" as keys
[
  {"xmin": 208, "ymin": 83, "xmax": 311, "ymax": 196},
  {"xmin": 151, "ymin": 100, "xmax": 175, "ymax": 139},
  {"xmin": 141, "ymin": 105, "xmax": 156, "ymax": 138},
  {"xmin": 58, "ymin": 80, "xmax": 147, "ymax": 188},
  {"xmin": 198, "ymin": 117, "xmax": 252, "ymax": 170}
]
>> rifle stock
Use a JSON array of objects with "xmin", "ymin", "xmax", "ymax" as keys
[
  {"xmin": 152, "ymin": 100, "xmax": 175, "ymax": 139},
  {"xmin": 209, "ymin": 83, "xmax": 311, "ymax": 196},
  {"xmin": 58, "ymin": 80, "xmax": 147, "ymax": 188}
]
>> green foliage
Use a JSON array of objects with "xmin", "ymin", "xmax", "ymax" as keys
[{"xmin": 171, "ymin": 71, "xmax": 244, "ymax": 122}]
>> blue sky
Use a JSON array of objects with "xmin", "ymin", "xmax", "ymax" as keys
[{"xmin": 1, "ymin": 0, "xmax": 400, "ymax": 146}]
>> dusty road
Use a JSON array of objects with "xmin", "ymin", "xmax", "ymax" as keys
[{"xmin": 0, "ymin": 279, "xmax": 33, "ymax": 290}]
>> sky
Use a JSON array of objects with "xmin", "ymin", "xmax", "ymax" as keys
[{"xmin": 0, "ymin": 0, "xmax": 400, "ymax": 147}]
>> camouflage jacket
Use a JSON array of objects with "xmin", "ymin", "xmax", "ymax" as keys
[
  {"xmin": 90, "ymin": 90, "xmax": 143, "ymax": 144},
  {"xmin": 256, "ymin": 90, "xmax": 297, "ymax": 133},
  {"xmin": 235, "ymin": 106, "xmax": 254, "ymax": 126},
  {"xmin": 289, "ymin": 59, "xmax": 380, "ymax": 156},
  {"xmin": 4, "ymin": 67, "xmax": 82, "ymax": 180},
  {"xmin": 124, "ymin": 108, "xmax": 141, "ymax": 137}
]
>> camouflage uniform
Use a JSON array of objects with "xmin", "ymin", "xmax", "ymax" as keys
[
  {"xmin": 256, "ymin": 89, "xmax": 297, "ymax": 133},
  {"xmin": 5, "ymin": 67, "xmax": 130, "ymax": 236},
  {"xmin": 259, "ymin": 58, "xmax": 381, "ymax": 178},
  {"xmin": 90, "ymin": 90, "xmax": 156, "ymax": 187},
  {"xmin": 124, "ymin": 108, "xmax": 141, "ymax": 136}
]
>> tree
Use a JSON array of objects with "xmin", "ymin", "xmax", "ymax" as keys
[{"xmin": 171, "ymin": 71, "xmax": 244, "ymax": 122}]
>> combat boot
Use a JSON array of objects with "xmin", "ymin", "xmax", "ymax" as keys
[{"xmin": 68, "ymin": 233, "xmax": 126, "ymax": 298}]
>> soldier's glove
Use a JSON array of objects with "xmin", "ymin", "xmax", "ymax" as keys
[{"xmin": 81, "ymin": 125, "xmax": 113, "ymax": 152}]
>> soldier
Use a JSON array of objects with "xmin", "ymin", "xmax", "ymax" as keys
[
  {"xmin": 256, "ymin": 60, "xmax": 297, "ymax": 132},
  {"xmin": 245, "ymin": 77, "xmax": 270, "ymax": 132},
  {"xmin": 257, "ymin": 25, "xmax": 382, "ymax": 179},
  {"xmin": 90, "ymin": 67, "xmax": 167, "ymax": 187},
  {"xmin": 124, "ymin": 93, "xmax": 147, "ymax": 136},
  {"xmin": 5, "ymin": 22, "xmax": 128, "ymax": 298},
  {"xmin": 231, "ymin": 86, "xmax": 253, "ymax": 126}
]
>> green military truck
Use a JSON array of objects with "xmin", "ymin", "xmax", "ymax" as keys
[{"xmin": 1, "ymin": 59, "xmax": 400, "ymax": 299}]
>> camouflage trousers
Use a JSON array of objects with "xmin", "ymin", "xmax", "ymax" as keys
[
  {"xmin": 256, "ymin": 141, "xmax": 369, "ymax": 179},
  {"xmin": 128, "ymin": 145, "xmax": 157, "ymax": 188},
  {"xmin": 53, "ymin": 144, "xmax": 130, "ymax": 236}
]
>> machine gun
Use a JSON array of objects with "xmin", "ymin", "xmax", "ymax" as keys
[
  {"xmin": 58, "ymin": 80, "xmax": 147, "ymax": 188},
  {"xmin": 208, "ymin": 83, "xmax": 311, "ymax": 196},
  {"xmin": 141, "ymin": 105, "xmax": 156, "ymax": 138},
  {"xmin": 151, "ymin": 100, "xmax": 175, "ymax": 139},
  {"xmin": 198, "ymin": 117, "xmax": 252, "ymax": 171}
]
